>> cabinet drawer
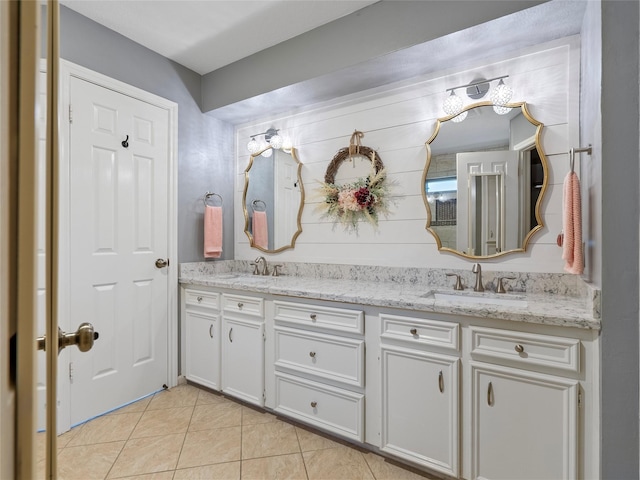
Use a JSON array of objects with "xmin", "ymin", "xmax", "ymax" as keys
[
  {"xmin": 274, "ymin": 326, "xmax": 364, "ymax": 388},
  {"xmin": 275, "ymin": 372, "xmax": 364, "ymax": 442},
  {"xmin": 274, "ymin": 301, "xmax": 364, "ymax": 335},
  {"xmin": 380, "ymin": 314, "xmax": 459, "ymax": 351},
  {"xmin": 222, "ymin": 293, "xmax": 264, "ymax": 317},
  {"xmin": 470, "ymin": 326, "xmax": 580, "ymax": 373},
  {"xmin": 185, "ymin": 289, "xmax": 220, "ymax": 310}
]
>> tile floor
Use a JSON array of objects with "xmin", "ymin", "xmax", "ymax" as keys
[{"xmin": 37, "ymin": 384, "xmax": 437, "ymax": 480}]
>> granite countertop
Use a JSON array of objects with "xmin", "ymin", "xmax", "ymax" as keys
[{"xmin": 179, "ymin": 265, "xmax": 601, "ymax": 330}]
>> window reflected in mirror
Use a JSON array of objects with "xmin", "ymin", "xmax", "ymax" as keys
[{"xmin": 422, "ymin": 102, "xmax": 547, "ymax": 259}]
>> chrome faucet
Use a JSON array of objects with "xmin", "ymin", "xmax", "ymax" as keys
[
  {"xmin": 472, "ymin": 263, "xmax": 484, "ymax": 292},
  {"xmin": 255, "ymin": 256, "xmax": 269, "ymax": 276}
]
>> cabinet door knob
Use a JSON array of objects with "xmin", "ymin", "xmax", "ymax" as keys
[
  {"xmin": 209, "ymin": 324, "xmax": 213, "ymax": 339},
  {"xmin": 438, "ymin": 370, "xmax": 444, "ymax": 393},
  {"xmin": 310, "ymin": 314, "xmax": 317, "ymax": 321},
  {"xmin": 487, "ymin": 381, "xmax": 494, "ymax": 406},
  {"xmin": 197, "ymin": 296, "xmax": 203, "ymax": 303},
  {"xmin": 237, "ymin": 302, "xmax": 244, "ymax": 309},
  {"xmin": 410, "ymin": 328, "xmax": 418, "ymax": 336},
  {"xmin": 310, "ymin": 401, "xmax": 317, "ymax": 408},
  {"xmin": 228, "ymin": 328, "xmax": 233, "ymax": 343},
  {"xmin": 309, "ymin": 351, "xmax": 316, "ymax": 358},
  {"xmin": 514, "ymin": 344, "xmax": 525, "ymax": 353}
]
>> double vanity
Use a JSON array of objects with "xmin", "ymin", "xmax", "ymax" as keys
[{"xmin": 180, "ymin": 260, "xmax": 600, "ymax": 480}]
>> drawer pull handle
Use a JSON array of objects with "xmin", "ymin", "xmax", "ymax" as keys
[
  {"xmin": 310, "ymin": 314, "xmax": 317, "ymax": 321},
  {"xmin": 209, "ymin": 324, "xmax": 213, "ymax": 338},
  {"xmin": 487, "ymin": 381, "xmax": 494, "ymax": 406},
  {"xmin": 197, "ymin": 296, "xmax": 203, "ymax": 303},
  {"xmin": 237, "ymin": 302, "xmax": 244, "ymax": 309},
  {"xmin": 438, "ymin": 370, "xmax": 444, "ymax": 393},
  {"xmin": 410, "ymin": 328, "xmax": 418, "ymax": 336},
  {"xmin": 514, "ymin": 344, "xmax": 525, "ymax": 353},
  {"xmin": 309, "ymin": 351, "xmax": 316, "ymax": 358},
  {"xmin": 228, "ymin": 328, "xmax": 233, "ymax": 343},
  {"xmin": 310, "ymin": 401, "xmax": 317, "ymax": 408}
]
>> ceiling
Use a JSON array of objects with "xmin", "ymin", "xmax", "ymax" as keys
[{"xmin": 60, "ymin": 0, "xmax": 378, "ymax": 75}]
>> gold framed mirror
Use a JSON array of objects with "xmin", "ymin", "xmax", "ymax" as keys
[
  {"xmin": 243, "ymin": 146, "xmax": 304, "ymax": 253},
  {"xmin": 422, "ymin": 101, "xmax": 548, "ymax": 259}
]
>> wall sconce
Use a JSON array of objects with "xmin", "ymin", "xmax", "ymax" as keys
[
  {"xmin": 442, "ymin": 75, "xmax": 513, "ymax": 121},
  {"xmin": 247, "ymin": 128, "xmax": 290, "ymax": 157}
]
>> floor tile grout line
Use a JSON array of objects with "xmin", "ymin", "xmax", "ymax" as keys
[
  {"xmin": 294, "ymin": 425, "xmax": 311, "ymax": 480},
  {"xmin": 174, "ymin": 392, "xmax": 199, "ymax": 475}
]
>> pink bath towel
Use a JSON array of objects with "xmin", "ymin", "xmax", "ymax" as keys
[
  {"xmin": 252, "ymin": 210, "xmax": 269, "ymax": 249},
  {"xmin": 204, "ymin": 206, "xmax": 223, "ymax": 258},
  {"xmin": 562, "ymin": 171, "xmax": 584, "ymax": 274}
]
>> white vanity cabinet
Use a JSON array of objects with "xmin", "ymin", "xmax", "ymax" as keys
[
  {"xmin": 184, "ymin": 288, "xmax": 221, "ymax": 390},
  {"xmin": 469, "ymin": 326, "xmax": 580, "ymax": 480},
  {"xmin": 380, "ymin": 313, "xmax": 460, "ymax": 477},
  {"xmin": 221, "ymin": 293, "xmax": 265, "ymax": 406},
  {"xmin": 273, "ymin": 300, "xmax": 365, "ymax": 441}
]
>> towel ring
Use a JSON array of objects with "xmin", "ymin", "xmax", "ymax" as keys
[
  {"xmin": 252, "ymin": 199, "xmax": 267, "ymax": 212},
  {"xmin": 203, "ymin": 192, "xmax": 223, "ymax": 207}
]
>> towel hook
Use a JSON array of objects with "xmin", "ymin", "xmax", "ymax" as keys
[
  {"xmin": 121, "ymin": 135, "xmax": 129, "ymax": 148},
  {"xmin": 251, "ymin": 199, "xmax": 267, "ymax": 212},
  {"xmin": 203, "ymin": 192, "xmax": 223, "ymax": 207},
  {"xmin": 569, "ymin": 147, "xmax": 575, "ymax": 173}
]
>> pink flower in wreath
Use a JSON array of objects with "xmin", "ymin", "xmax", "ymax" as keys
[{"xmin": 338, "ymin": 189, "xmax": 360, "ymax": 211}]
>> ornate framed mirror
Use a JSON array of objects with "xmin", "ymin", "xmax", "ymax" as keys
[
  {"xmin": 422, "ymin": 101, "xmax": 548, "ymax": 259},
  {"xmin": 243, "ymin": 146, "xmax": 304, "ymax": 253}
]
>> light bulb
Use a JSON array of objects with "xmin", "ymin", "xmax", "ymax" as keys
[
  {"xmin": 491, "ymin": 79, "xmax": 513, "ymax": 106},
  {"xmin": 247, "ymin": 138, "xmax": 260, "ymax": 155},
  {"xmin": 269, "ymin": 133, "xmax": 283, "ymax": 149},
  {"xmin": 261, "ymin": 147, "xmax": 273, "ymax": 158},
  {"xmin": 443, "ymin": 90, "xmax": 463, "ymax": 116},
  {"xmin": 493, "ymin": 105, "xmax": 512, "ymax": 115},
  {"xmin": 451, "ymin": 110, "xmax": 468, "ymax": 123},
  {"xmin": 281, "ymin": 137, "xmax": 293, "ymax": 153}
]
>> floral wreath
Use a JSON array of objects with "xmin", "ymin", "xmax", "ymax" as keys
[{"xmin": 317, "ymin": 131, "xmax": 391, "ymax": 232}]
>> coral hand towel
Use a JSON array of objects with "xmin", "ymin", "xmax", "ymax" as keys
[
  {"xmin": 252, "ymin": 211, "xmax": 269, "ymax": 249},
  {"xmin": 204, "ymin": 206, "xmax": 223, "ymax": 258},
  {"xmin": 562, "ymin": 171, "xmax": 584, "ymax": 274}
]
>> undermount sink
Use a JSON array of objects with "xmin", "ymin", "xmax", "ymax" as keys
[{"xmin": 423, "ymin": 290, "xmax": 528, "ymax": 308}]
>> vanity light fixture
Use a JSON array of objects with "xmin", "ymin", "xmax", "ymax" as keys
[
  {"xmin": 246, "ymin": 127, "xmax": 289, "ymax": 157},
  {"xmin": 442, "ymin": 75, "xmax": 513, "ymax": 121}
]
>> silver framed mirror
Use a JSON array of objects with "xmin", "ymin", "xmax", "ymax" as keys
[
  {"xmin": 422, "ymin": 101, "xmax": 548, "ymax": 259},
  {"xmin": 243, "ymin": 146, "xmax": 304, "ymax": 253}
]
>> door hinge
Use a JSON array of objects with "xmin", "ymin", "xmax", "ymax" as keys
[
  {"xmin": 68, "ymin": 104, "xmax": 73, "ymax": 124},
  {"xmin": 578, "ymin": 392, "xmax": 582, "ymax": 408},
  {"xmin": 263, "ymin": 331, "xmax": 266, "ymax": 341},
  {"xmin": 263, "ymin": 390, "xmax": 266, "ymax": 401},
  {"xmin": 69, "ymin": 362, "xmax": 74, "ymax": 383}
]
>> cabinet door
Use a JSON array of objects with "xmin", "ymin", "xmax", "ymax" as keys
[
  {"xmin": 221, "ymin": 317, "xmax": 265, "ymax": 406},
  {"xmin": 185, "ymin": 311, "xmax": 220, "ymax": 390},
  {"xmin": 471, "ymin": 362, "xmax": 578, "ymax": 480},
  {"xmin": 381, "ymin": 345, "xmax": 459, "ymax": 477}
]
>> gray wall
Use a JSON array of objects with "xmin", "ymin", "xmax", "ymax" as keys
[
  {"xmin": 59, "ymin": 6, "xmax": 234, "ymax": 263},
  {"xmin": 600, "ymin": 1, "xmax": 640, "ymax": 477}
]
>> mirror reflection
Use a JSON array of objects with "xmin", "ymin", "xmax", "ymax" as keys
[
  {"xmin": 423, "ymin": 102, "xmax": 547, "ymax": 258},
  {"xmin": 243, "ymin": 146, "xmax": 304, "ymax": 253}
]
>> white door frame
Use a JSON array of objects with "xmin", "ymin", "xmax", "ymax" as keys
[{"xmin": 57, "ymin": 60, "xmax": 179, "ymax": 432}]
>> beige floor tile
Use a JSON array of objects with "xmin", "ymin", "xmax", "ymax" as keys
[
  {"xmin": 68, "ymin": 412, "xmax": 143, "ymax": 446},
  {"xmin": 196, "ymin": 389, "xmax": 228, "ymax": 405},
  {"xmin": 108, "ymin": 396, "xmax": 152, "ymax": 416},
  {"xmin": 107, "ymin": 433, "xmax": 185, "ymax": 478},
  {"xmin": 242, "ymin": 422, "xmax": 300, "ymax": 459},
  {"xmin": 131, "ymin": 406, "xmax": 193, "ymax": 438},
  {"xmin": 295, "ymin": 426, "xmax": 342, "ymax": 452},
  {"xmin": 147, "ymin": 385, "xmax": 199, "ymax": 410},
  {"xmin": 174, "ymin": 462, "xmax": 241, "ymax": 479},
  {"xmin": 56, "ymin": 441, "xmax": 125, "ymax": 480},
  {"xmin": 58, "ymin": 427, "xmax": 82, "ymax": 448},
  {"xmin": 177, "ymin": 427, "xmax": 241, "ymax": 469},
  {"xmin": 242, "ymin": 406, "xmax": 278, "ymax": 426},
  {"xmin": 303, "ymin": 446, "xmax": 374, "ymax": 480},
  {"xmin": 241, "ymin": 453, "xmax": 307, "ymax": 480},
  {"xmin": 362, "ymin": 453, "xmax": 437, "ymax": 480},
  {"xmin": 107, "ymin": 471, "xmax": 174, "ymax": 480},
  {"xmin": 189, "ymin": 402, "xmax": 242, "ymax": 431}
]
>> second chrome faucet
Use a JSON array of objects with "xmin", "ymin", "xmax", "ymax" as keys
[{"xmin": 472, "ymin": 263, "xmax": 484, "ymax": 292}]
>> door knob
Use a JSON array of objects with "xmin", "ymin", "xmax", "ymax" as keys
[
  {"xmin": 37, "ymin": 322, "xmax": 99, "ymax": 353},
  {"xmin": 155, "ymin": 258, "xmax": 169, "ymax": 268}
]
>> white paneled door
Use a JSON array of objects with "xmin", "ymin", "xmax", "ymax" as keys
[{"xmin": 67, "ymin": 76, "xmax": 170, "ymax": 425}]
